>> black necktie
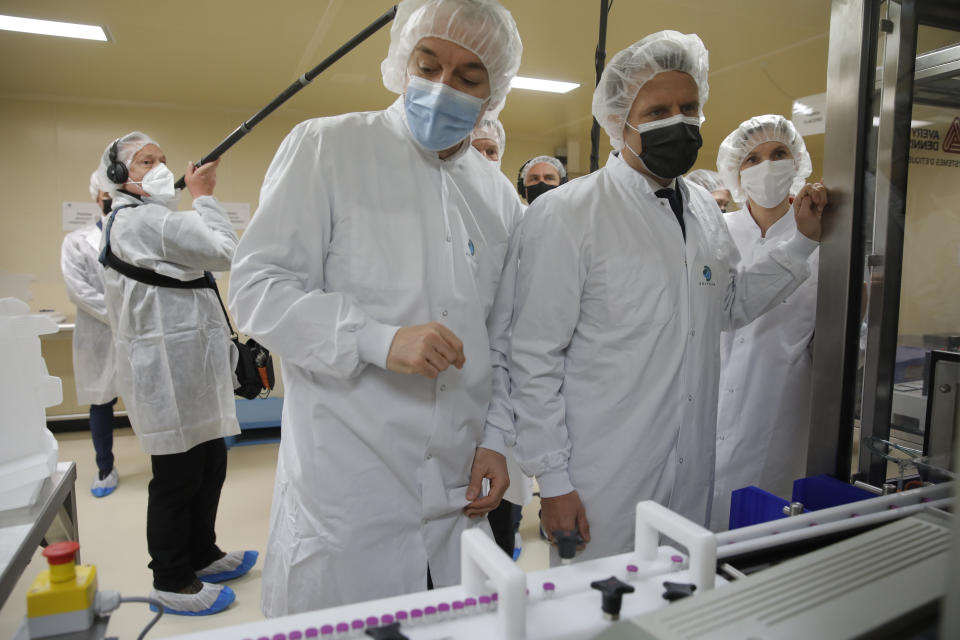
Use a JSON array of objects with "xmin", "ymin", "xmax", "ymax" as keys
[{"xmin": 655, "ymin": 187, "xmax": 685, "ymax": 240}]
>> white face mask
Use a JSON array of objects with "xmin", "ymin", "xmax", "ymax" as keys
[
  {"xmin": 739, "ymin": 159, "xmax": 796, "ymax": 208},
  {"xmin": 130, "ymin": 163, "xmax": 177, "ymax": 206}
]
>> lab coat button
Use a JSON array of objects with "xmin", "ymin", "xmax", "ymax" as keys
[
  {"xmin": 446, "ymin": 235, "xmax": 452, "ymax": 242},
  {"xmin": 687, "ymin": 395, "xmax": 693, "ymax": 402},
  {"xmin": 442, "ymin": 309, "xmax": 448, "ymax": 317},
  {"xmin": 678, "ymin": 457, "xmax": 684, "ymax": 464},
  {"xmin": 426, "ymin": 453, "xmax": 433, "ymax": 460},
  {"xmin": 689, "ymin": 330, "xmax": 695, "ymax": 337},
  {"xmin": 738, "ymin": 337, "xmax": 745, "ymax": 344},
  {"xmin": 440, "ymin": 384, "xmax": 446, "ymax": 391}
]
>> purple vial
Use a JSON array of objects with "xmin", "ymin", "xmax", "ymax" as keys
[
  {"xmin": 492, "ymin": 592, "xmax": 499, "ymax": 602},
  {"xmin": 365, "ymin": 616, "xmax": 379, "ymax": 628},
  {"xmin": 464, "ymin": 597, "xmax": 477, "ymax": 611},
  {"xmin": 395, "ymin": 610, "xmax": 408, "ymax": 622},
  {"xmin": 318, "ymin": 625, "xmax": 332, "ymax": 636},
  {"xmin": 273, "ymin": 634, "xmax": 287, "ymax": 640},
  {"xmin": 335, "ymin": 623, "xmax": 349, "ymax": 634},
  {"xmin": 352, "ymin": 619, "xmax": 365, "ymax": 631},
  {"xmin": 424, "ymin": 605, "xmax": 437, "ymax": 618},
  {"xmin": 381, "ymin": 614, "xmax": 395, "ymax": 625},
  {"xmin": 290, "ymin": 632, "xmax": 303, "ymax": 640},
  {"xmin": 452, "ymin": 601, "xmax": 465, "ymax": 616},
  {"xmin": 543, "ymin": 581, "xmax": 555, "ymax": 591},
  {"xmin": 411, "ymin": 608, "xmax": 424, "ymax": 624},
  {"xmin": 478, "ymin": 595, "xmax": 491, "ymax": 612},
  {"xmin": 307, "ymin": 627, "xmax": 321, "ymax": 638},
  {"xmin": 438, "ymin": 602, "xmax": 451, "ymax": 619},
  {"xmin": 670, "ymin": 555, "xmax": 683, "ymax": 564}
]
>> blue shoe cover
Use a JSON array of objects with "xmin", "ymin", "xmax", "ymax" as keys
[
  {"xmin": 198, "ymin": 550, "xmax": 259, "ymax": 583},
  {"xmin": 149, "ymin": 585, "xmax": 235, "ymax": 616}
]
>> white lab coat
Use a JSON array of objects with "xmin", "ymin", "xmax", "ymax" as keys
[
  {"xmin": 101, "ymin": 192, "xmax": 240, "ymax": 455},
  {"xmin": 228, "ymin": 98, "xmax": 522, "ymax": 615},
  {"xmin": 510, "ymin": 152, "xmax": 817, "ymax": 563},
  {"xmin": 61, "ymin": 221, "xmax": 117, "ymax": 405},
  {"xmin": 710, "ymin": 209, "xmax": 819, "ymax": 531}
]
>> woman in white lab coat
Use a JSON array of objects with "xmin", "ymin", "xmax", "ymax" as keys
[
  {"xmin": 97, "ymin": 132, "xmax": 254, "ymax": 615},
  {"xmin": 60, "ymin": 172, "xmax": 120, "ymax": 497},
  {"xmin": 710, "ymin": 115, "xmax": 822, "ymax": 531}
]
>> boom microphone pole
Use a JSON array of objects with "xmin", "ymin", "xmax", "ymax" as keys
[
  {"xmin": 589, "ymin": 0, "xmax": 611, "ymax": 174},
  {"xmin": 174, "ymin": 5, "xmax": 398, "ymax": 189}
]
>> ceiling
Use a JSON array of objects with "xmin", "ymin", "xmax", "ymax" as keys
[{"xmin": 0, "ymin": 0, "xmax": 840, "ymax": 174}]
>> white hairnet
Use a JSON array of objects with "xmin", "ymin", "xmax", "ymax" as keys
[
  {"xmin": 685, "ymin": 169, "xmax": 725, "ymax": 194},
  {"xmin": 592, "ymin": 31, "xmax": 709, "ymax": 151},
  {"xmin": 95, "ymin": 131, "xmax": 161, "ymax": 192},
  {"xmin": 717, "ymin": 114, "xmax": 812, "ymax": 203},
  {"xmin": 89, "ymin": 170, "xmax": 105, "ymax": 201},
  {"xmin": 471, "ymin": 119, "xmax": 506, "ymax": 155},
  {"xmin": 520, "ymin": 155, "xmax": 566, "ymax": 182},
  {"xmin": 381, "ymin": 0, "xmax": 522, "ymax": 112}
]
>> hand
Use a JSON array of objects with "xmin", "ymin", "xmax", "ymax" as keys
[
  {"xmin": 540, "ymin": 490, "xmax": 590, "ymax": 549},
  {"xmin": 185, "ymin": 158, "xmax": 220, "ymax": 198},
  {"xmin": 386, "ymin": 322, "xmax": 465, "ymax": 379},
  {"xmin": 463, "ymin": 447, "xmax": 508, "ymax": 518},
  {"xmin": 793, "ymin": 182, "xmax": 828, "ymax": 241}
]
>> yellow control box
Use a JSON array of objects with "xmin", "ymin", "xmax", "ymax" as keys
[{"xmin": 26, "ymin": 542, "xmax": 98, "ymax": 618}]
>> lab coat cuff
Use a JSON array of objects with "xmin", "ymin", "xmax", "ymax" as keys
[
  {"xmin": 480, "ymin": 427, "xmax": 507, "ymax": 456},
  {"xmin": 783, "ymin": 230, "xmax": 819, "ymax": 261},
  {"xmin": 537, "ymin": 468, "xmax": 576, "ymax": 499},
  {"xmin": 357, "ymin": 319, "xmax": 401, "ymax": 370}
]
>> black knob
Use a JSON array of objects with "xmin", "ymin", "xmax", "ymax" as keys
[
  {"xmin": 551, "ymin": 529, "xmax": 583, "ymax": 561},
  {"xmin": 662, "ymin": 581, "xmax": 697, "ymax": 602},
  {"xmin": 590, "ymin": 576, "xmax": 635, "ymax": 620},
  {"xmin": 365, "ymin": 622, "xmax": 409, "ymax": 640}
]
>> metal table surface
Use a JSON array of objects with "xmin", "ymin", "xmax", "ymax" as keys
[{"xmin": 0, "ymin": 461, "xmax": 79, "ymax": 608}]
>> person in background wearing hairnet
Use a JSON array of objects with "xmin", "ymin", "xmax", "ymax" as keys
[
  {"xmin": 228, "ymin": 0, "xmax": 523, "ymax": 613},
  {"xmin": 517, "ymin": 155, "xmax": 566, "ymax": 204},
  {"xmin": 97, "ymin": 132, "xmax": 257, "ymax": 615},
  {"xmin": 60, "ymin": 171, "xmax": 120, "ymax": 498},
  {"xmin": 686, "ymin": 168, "xmax": 733, "ymax": 212},
  {"xmin": 471, "ymin": 117, "xmax": 506, "ymax": 165},
  {"xmin": 509, "ymin": 31, "xmax": 827, "ymax": 563},
  {"xmin": 471, "ymin": 117, "xmax": 532, "ymax": 560},
  {"xmin": 710, "ymin": 115, "xmax": 824, "ymax": 531}
]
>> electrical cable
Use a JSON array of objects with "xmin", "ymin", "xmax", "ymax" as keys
[{"xmin": 118, "ymin": 597, "xmax": 165, "ymax": 640}]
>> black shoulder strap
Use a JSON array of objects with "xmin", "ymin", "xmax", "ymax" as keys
[{"xmin": 99, "ymin": 204, "xmax": 238, "ymax": 337}]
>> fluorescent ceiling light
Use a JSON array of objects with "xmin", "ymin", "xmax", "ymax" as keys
[
  {"xmin": 511, "ymin": 76, "xmax": 579, "ymax": 94},
  {"xmin": 0, "ymin": 15, "xmax": 108, "ymax": 41}
]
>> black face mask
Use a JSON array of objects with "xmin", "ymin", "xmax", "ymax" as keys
[
  {"xmin": 625, "ymin": 117, "xmax": 702, "ymax": 180},
  {"xmin": 100, "ymin": 198, "xmax": 113, "ymax": 215},
  {"xmin": 525, "ymin": 181, "xmax": 558, "ymax": 204}
]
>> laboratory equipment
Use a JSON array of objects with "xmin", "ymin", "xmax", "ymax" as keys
[{"xmin": 0, "ymin": 297, "xmax": 61, "ymax": 511}]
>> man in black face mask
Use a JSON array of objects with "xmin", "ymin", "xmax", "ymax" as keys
[
  {"xmin": 518, "ymin": 155, "xmax": 566, "ymax": 204},
  {"xmin": 506, "ymin": 31, "xmax": 825, "ymax": 563}
]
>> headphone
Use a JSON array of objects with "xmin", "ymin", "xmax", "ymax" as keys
[
  {"xmin": 105, "ymin": 139, "xmax": 128, "ymax": 185},
  {"xmin": 516, "ymin": 158, "xmax": 568, "ymax": 199}
]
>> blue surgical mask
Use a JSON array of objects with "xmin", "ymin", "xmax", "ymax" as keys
[{"xmin": 404, "ymin": 75, "xmax": 486, "ymax": 151}]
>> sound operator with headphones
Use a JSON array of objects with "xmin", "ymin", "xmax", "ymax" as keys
[
  {"xmin": 95, "ymin": 131, "xmax": 257, "ymax": 616},
  {"xmin": 517, "ymin": 155, "xmax": 567, "ymax": 205}
]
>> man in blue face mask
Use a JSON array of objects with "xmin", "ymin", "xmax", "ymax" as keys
[
  {"xmin": 229, "ymin": 0, "xmax": 524, "ymax": 615},
  {"xmin": 507, "ymin": 31, "xmax": 826, "ymax": 565}
]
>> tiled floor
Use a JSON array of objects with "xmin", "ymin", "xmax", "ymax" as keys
[{"xmin": 0, "ymin": 428, "xmax": 549, "ymax": 639}]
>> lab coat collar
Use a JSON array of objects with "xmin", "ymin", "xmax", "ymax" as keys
[
  {"xmin": 607, "ymin": 151, "xmax": 679, "ymax": 194},
  {"xmin": 385, "ymin": 97, "xmax": 473, "ymax": 164},
  {"xmin": 744, "ymin": 200, "xmax": 797, "ymax": 240}
]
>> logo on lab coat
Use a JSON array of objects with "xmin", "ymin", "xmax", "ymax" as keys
[
  {"xmin": 467, "ymin": 239, "xmax": 475, "ymax": 257},
  {"xmin": 699, "ymin": 265, "xmax": 716, "ymax": 287}
]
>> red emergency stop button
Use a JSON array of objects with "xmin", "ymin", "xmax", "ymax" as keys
[{"xmin": 42, "ymin": 541, "xmax": 80, "ymax": 566}]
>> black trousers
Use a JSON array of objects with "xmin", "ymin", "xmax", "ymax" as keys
[{"xmin": 147, "ymin": 438, "xmax": 227, "ymax": 591}]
